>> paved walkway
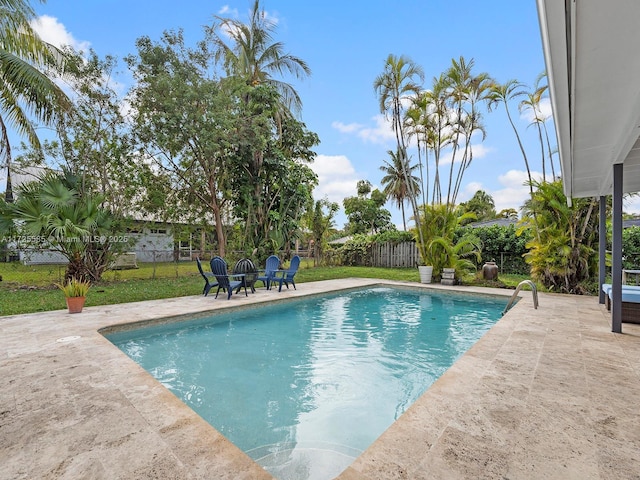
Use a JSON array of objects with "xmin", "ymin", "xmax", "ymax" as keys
[{"xmin": 1, "ymin": 279, "xmax": 639, "ymax": 479}]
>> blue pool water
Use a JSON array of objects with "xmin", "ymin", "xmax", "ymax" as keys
[{"xmin": 106, "ymin": 287, "xmax": 506, "ymax": 479}]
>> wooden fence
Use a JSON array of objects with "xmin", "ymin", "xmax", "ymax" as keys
[{"xmin": 369, "ymin": 241, "xmax": 419, "ymax": 268}]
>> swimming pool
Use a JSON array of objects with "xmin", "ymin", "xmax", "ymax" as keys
[{"xmin": 106, "ymin": 286, "xmax": 506, "ymax": 480}]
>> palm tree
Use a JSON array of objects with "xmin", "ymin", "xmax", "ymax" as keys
[
  {"xmin": 520, "ymin": 180, "xmax": 599, "ymax": 294},
  {"xmin": 0, "ymin": 0, "xmax": 71, "ymax": 188},
  {"xmin": 379, "ymin": 148, "xmax": 421, "ymax": 231},
  {"xmin": 532, "ymin": 71, "xmax": 558, "ymax": 180},
  {"xmin": 206, "ymin": 0, "xmax": 310, "ymax": 114},
  {"xmin": 373, "ymin": 54, "xmax": 426, "ymax": 253},
  {"xmin": 487, "ymin": 80, "xmax": 535, "ymax": 203},
  {"xmin": 422, "ymin": 74, "xmax": 452, "ymax": 205}
]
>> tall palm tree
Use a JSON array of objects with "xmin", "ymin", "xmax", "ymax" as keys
[
  {"xmin": 451, "ymin": 70, "xmax": 492, "ymax": 205},
  {"xmin": 373, "ymin": 54, "xmax": 425, "ymax": 250},
  {"xmin": 487, "ymin": 80, "xmax": 534, "ymax": 200},
  {"xmin": 519, "ymin": 84, "xmax": 548, "ymax": 181},
  {"xmin": 207, "ymin": 0, "xmax": 310, "ymax": 114},
  {"xmin": 532, "ymin": 71, "xmax": 558, "ymax": 180},
  {"xmin": 488, "ymin": 79, "xmax": 540, "ymax": 237},
  {"xmin": 379, "ymin": 148, "xmax": 421, "ymax": 231},
  {"xmin": 0, "ymin": 0, "xmax": 70, "ymax": 190}
]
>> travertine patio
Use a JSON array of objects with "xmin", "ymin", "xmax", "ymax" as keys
[{"xmin": 1, "ymin": 279, "xmax": 639, "ymax": 479}]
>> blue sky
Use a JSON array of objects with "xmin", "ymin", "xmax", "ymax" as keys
[{"xmin": 6, "ymin": 0, "xmax": 570, "ymax": 228}]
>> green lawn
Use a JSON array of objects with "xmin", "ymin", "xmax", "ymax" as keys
[{"xmin": 0, "ymin": 259, "xmax": 530, "ymax": 316}]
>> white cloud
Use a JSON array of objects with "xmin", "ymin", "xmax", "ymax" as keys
[
  {"xmin": 310, "ymin": 154, "xmax": 359, "ymax": 204},
  {"xmin": 491, "ymin": 169, "xmax": 543, "ymax": 213},
  {"xmin": 31, "ymin": 15, "xmax": 90, "ymax": 52},
  {"xmin": 520, "ymin": 97, "xmax": 553, "ymax": 123},
  {"xmin": 332, "ymin": 115, "xmax": 395, "ymax": 145},
  {"xmin": 218, "ymin": 5, "xmax": 238, "ymax": 16},
  {"xmin": 331, "ymin": 121, "xmax": 363, "ymax": 134}
]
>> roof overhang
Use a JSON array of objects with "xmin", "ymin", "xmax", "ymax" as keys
[{"xmin": 536, "ymin": 0, "xmax": 640, "ymax": 199}]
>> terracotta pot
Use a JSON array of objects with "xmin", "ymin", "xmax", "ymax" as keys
[{"xmin": 65, "ymin": 296, "xmax": 86, "ymax": 314}]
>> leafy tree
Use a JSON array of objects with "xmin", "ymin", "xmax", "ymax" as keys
[
  {"xmin": 622, "ymin": 226, "xmax": 640, "ymax": 270},
  {"xmin": 497, "ymin": 208, "xmax": 519, "ymax": 220},
  {"xmin": 22, "ymin": 48, "xmax": 141, "ymax": 218},
  {"xmin": 205, "ymin": 1, "xmax": 317, "ymax": 259},
  {"xmin": 459, "ymin": 190, "xmax": 496, "ymax": 222},
  {"xmin": 126, "ymin": 31, "xmax": 241, "ymax": 258},
  {"xmin": 520, "ymin": 179, "xmax": 599, "ymax": 294},
  {"xmin": 343, "ymin": 180, "xmax": 394, "ymax": 235},
  {"xmin": 228, "ymin": 87, "xmax": 319, "ymax": 261},
  {"xmin": 304, "ymin": 197, "xmax": 339, "ymax": 266},
  {"xmin": 379, "ymin": 148, "xmax": 420, "ymax": 231}
]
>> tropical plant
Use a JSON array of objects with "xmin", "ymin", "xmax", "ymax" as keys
[
  {"xmin": 374, "ymin": 54, "xmax": 425, "ymax": 249},
  {"xmin": 442, "ymin": 56, "xmax": 492, "ymax": 207},
  {"xmin": 56, "ymin": 276, "xmax": 91, "ymax": 297},
  {"xmin": 520, "ymin": 179, "xmax": 599, "ymax": 294},
  {"xmin": 487, "ymin": 80, "xmax": 535, "ymax": 206},
  {"xmin": 206, "ymin": 0, "xmax": 310, "ymax": 114},
  {"xmin": 414, "ymin": 203, "xmax": 479, "ymax": 279},
  {"xmin": 379, "ymin": 148, "xmax": 421, "ymax": 231},
  {"xmin": 2, "ymin": 169, "xmax": 121, "ymax": 281},
  {"xmin": 0, "ymin": 0, "xmax": 71, "ymax": 195}
]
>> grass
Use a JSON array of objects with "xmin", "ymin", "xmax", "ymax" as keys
[{"xmin": 0, "ymin": 259, "xmax": 532, "ymax": 317}]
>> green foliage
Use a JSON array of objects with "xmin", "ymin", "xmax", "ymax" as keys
[
  {"xmin": 623, "ymin": 226, "xmax": 640, "ymax": 269},
  {"xmin": 340, "ymin": 234, "xmax": 371, "ymax": 266},
  {"xmin": 458, "ymin": 224, "xmax": 530, "ymax": 274},
  {"xmin": 414, "ymin": 204, "xmax": 479, "ymax": 279},
  {"xmin": 343, "ymin": 180, "xmax": 394, "ymax": 235},
  {"xmin": 459, "ymin": 190, "xmax": 496, "ymax": 222},
  {"xmin": 520, "ymin": 180, "xmax": 599, "ymax": 294},
  {"xmin": 304, "ymin": 198, "xmax": 339, "ymax": 266},
  {"xmin": 2, "ymin": 169, "xmax": 123, "ymax": 282},
  {"xmin": 371, "ymin": 230, "xmax": 414, "ymax": 244},
  {"xmin": 56, "ymin": 277, "xmax": 91, "ymax": 297}
]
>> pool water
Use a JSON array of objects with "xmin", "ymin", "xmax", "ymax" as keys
[{"xmin": 107, "ymin": 287, "xmax": 506, "ymax": 480}]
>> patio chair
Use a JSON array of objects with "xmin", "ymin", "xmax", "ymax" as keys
[
  {"xmin": 256, "ymin": 255, "xmax": 281, "ymax": 290},
  {"xmin": 272, "ymin": 255, "xmax": 301, "ymax": 292},
  {"xmin": 196, "ymin": 257, "xmax": 218, "ymax": 296},
  {"xmin": 210, "ymin": 257, "xmax": 248, "ymax": 300}
]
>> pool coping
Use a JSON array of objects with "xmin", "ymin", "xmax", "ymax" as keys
[{"xmin": 2, "ymin": 278, "xmax": 639, "ymax": 479}]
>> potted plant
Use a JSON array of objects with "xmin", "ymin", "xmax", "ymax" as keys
[{"xmin": 56, "ymin": 277, "xmax": 91, "ymax": 313}]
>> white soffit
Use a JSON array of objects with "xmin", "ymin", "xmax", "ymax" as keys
[{"xmin": 537, "ymin": 0, "xmax": 640, "ymax": 199}]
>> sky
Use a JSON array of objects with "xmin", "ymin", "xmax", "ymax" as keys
[{"xmin": 3, "ymin": 0, "xmax": 582, "ymax": 229}]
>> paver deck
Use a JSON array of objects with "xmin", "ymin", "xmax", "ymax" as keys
[{"xmin": 1, "ymin": 279, "xmax": 639, "ymax": 479}]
